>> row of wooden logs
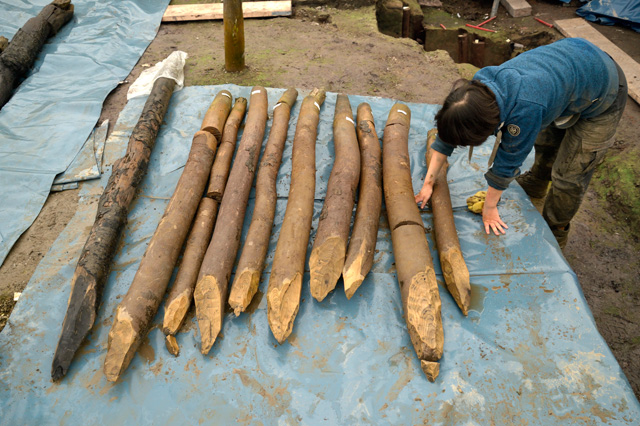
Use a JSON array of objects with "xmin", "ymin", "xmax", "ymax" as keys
[{"xmin": 52, "ymin": 84, "xmax": 470, "ymax": 384}]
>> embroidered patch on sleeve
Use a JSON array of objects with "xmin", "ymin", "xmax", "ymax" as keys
[{"xmin": 507, "ymin": 124, "xmax": 520, "ymax": 137}]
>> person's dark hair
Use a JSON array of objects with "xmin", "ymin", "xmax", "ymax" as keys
[{"xmin": 435, "ymin": 79, "xmax": 501, "ymax": 147}]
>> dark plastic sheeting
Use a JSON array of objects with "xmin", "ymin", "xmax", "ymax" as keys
[
  {"xmin": 577, "ymin": 0, "xmax": 640, "ymax": 32},
  {"xmin": 0, "ymin": 85, "xmax": 638, "ymax": 425},
  {"xmin": 0, "ymin": 0, "xmax": 170, "ymax": 265}
]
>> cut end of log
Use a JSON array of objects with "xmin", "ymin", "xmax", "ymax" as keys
[
  {"xmin": 267, "ymin": 273, "xmax": 302, "ymax": 344},
  {"xmin": 309, "ymin": 237, "xmax": 346, "ymax": 302},
  {"xmin": 194, "ymin": 275, "xmax": 224, "ymax": 354},
  {"xmin": 165, "ymin": 335, "xmax": 180, "ymax": 357},
  {"xmin": 406, "ymin": 269, "xmax": 444, "ymax": 362},
  {"xmin": 441, "ymin": 248, "xmax": 471, "ymax": 316},
  {"xmin": 343, "ymin": 245, "xmax": 368, "ymax": 300},
  {"xmin": 309, "ymin": 87, "xmax": 326, "ymax": 105},
  {"xmin": 228, "ymin": 269, "xmax": 261, "ymax": 317},
  {"xmin": 104, "ymin": 307, "xmax": 139, "ymax": 383},
  {"xmin": 201, "ymin": 90, "xmax": 233, "ymax": 139},
  {"xmin": 277, "ymin": 88, "xmax": 299, "ymax": 108},
  {"xmin": 163, "ymin": 290, "xmax": 191, "ymax": 336},
  {"xmin": 421, "ymin": 360, "xmax": 440, "ymax": 382}
]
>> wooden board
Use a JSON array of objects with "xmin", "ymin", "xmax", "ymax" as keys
[
  {"xmin": 162, "ymin": 1, "xmax": 292, "ymax": 22},
  {"xmin": 555, "ymin": 18, "xmax": 640, "ymax": 105}
]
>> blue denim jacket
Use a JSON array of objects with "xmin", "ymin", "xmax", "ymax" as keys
[{"xmin": 431, "ymin": 38, "xmax": 619, "ymax": 190}]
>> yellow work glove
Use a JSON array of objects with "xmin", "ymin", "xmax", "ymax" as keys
[{"xmin": 466, "ymin": 191, "xmax": 486, "ymax": 214}]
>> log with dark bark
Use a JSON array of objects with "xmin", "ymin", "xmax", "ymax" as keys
[
  {"xmin": 0, "ymin": 0, "xmax": 74, "ymax": 109},
  {"xmin": 267, "ymin": 88, "xmax": 326, "ymax": 344},
  {"xmin": 342, "ymin": 103, "xmax": 382, "ymax": 299},
  {"xmin": 309, "ymin": 94, "xmax": 360, "ymax": 302},
  {"xmin": 228, "ymin": 88, "xmax": 298, "ymax": 315},
  {"xmin": 207, "ymin": 97, "xmax": 247, "ymax": 200},
  {"xmin": 51, "ymin": 77, "xmax": 176, "ymax": 381},
  {"xmin": 224, "ymin": 0, "xmax": 245, "ymax": 72},
  {"xmin": 194, "ymin": 87, "xmax": 268, "ymax": 355},
  {"xmin": 104, "ymin": 130, "xmax": 218, "ymax": 382},
  {"xmin": 426, "ymin": 128, "xmax": 470, "ymax": 315},
  {"xmin": 383, "ymin": 104, "xmax": 443, "ymax": 382}
]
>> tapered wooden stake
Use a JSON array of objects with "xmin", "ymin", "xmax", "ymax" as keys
[
  {"xmin": 162, "ymin": 97, "xmax": 243, "ymax": 345},
  {"xmin": 426, "ymin": 129, "xmax": 470, "ymax": 315},
  {"xmin": 162, "ymin": 197, "xmax": 219, "ymax": 337},
  {"xmin": 267, "ymin": 88, "xmax": 326, "ymax": 344},
  {"xmin": 51, "ymin": 77, "xmax": 176, "ymax": 382},
  {"xmin": 383, "ymin": 104, "xmax": 443, "ymax": 382},
  {"xmin": 207, "ymin": 98, "xmax": 248, "ymax": 200},
  {"xmin": 0, "ymin": 0, "xmax": 74, "ymax": 109},
  {"xmin": 194, "ymin": 87, "xmax": 268, "ymax": 354},
  {"xmin": 309, "ymin": 94, "xmax": 360, "ymax": 302},
  {"xmin": 224, "ymin": 0, "xmax": 245, "ymax": 72},
  {"xmin": 343, "ymin": 103, "xmax": 382, "ymax": 299},
  {"xmin": 228, "ymin": 88, "xmax": 298, "ymax": 315},
  {"xmin": 104, "ymin": 130, "xmax": 217, "ymax": 382}
]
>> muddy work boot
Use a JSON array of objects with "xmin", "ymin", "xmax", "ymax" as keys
[
  {"xmin": 516, "ymin": 171, "xmax": 550, "ymax": 199},
  {"xmin": 551, "ymin": 224, "xmax": 570, "ymax": 250}
]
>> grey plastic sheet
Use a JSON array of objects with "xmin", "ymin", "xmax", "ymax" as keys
[
  {"xmin": 0, "ymin": 85, "xmax": 638, "ymax": 425},
  {"xmin": 0, "ymin": 0, "xmax": 170, "ymax": 265}
]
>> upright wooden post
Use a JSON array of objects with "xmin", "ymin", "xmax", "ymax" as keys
[{"xmin": 224, "ymin": 0, "xmax": 245, "ymax": 72}]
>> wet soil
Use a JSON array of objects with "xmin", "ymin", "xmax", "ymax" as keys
[{"xmin": 0, "ymin": 0, "xmax": 638, "ymax": 400}]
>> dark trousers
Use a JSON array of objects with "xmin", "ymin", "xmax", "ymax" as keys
[{"xmin": 529, "ymin": 63, "xmax": 628, "ymax": 230}]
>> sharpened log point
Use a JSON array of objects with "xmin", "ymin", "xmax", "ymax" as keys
[
  {"xmin": 165, "ymin": 335, "xmax": 180, "ymax": 356},
  {"xmin": 421, "ymin": 360, "xmax": 439, "ymax": 382}
]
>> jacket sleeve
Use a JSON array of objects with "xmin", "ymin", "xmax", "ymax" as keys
[
  {"xmin": 484, "ymin": 102, "xmax": 546, "ymax": 191},
  {"xmin": 431, "ymin": 134, "xmax": 455, "ymax": 156}
]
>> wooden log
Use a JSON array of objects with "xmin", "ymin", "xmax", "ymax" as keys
[
  {"xmin": 383, "ymin": 104, "xmax": 443, "ymax": 382},
  {"xmin": 51, "ymin": 77, "xmax": 176, "ymax": 381},
  {"xmin": 343, "ymin": 103, "xmax": 382, "ymax": 299},
  {"xmin": 425, "ymin": 129, "xmax": 471, "ymax": 315},
  {"xmin": 228, "ymin": 88, "xmax": 298, "ymax": 316},
  {"xmin": 194, "ymin": 87, "xmax": 268, "ymax": 354},
  {"xmin": 207, "ymin": 98, "xmax": 248, "ymax": 200},
  {"xmin": 0, "ymin": 0, "xmax": 74, "ymax": 109},
  {"xmin": 267, "ymin": 88, "xmax": 326, "ymax": 344},
  {"xmin": 200, "ymin": 90, "xmax": 233, "ymax": 140},
  {"xmin": 162, "ymin": 197, "xmax": 219, "ymax": 337},
  {"xmin": 224, "ymin": 0, "xmax": 245, "ymax": 72},
  {"xmin": 309, "ymin": 94, "xmax": 360, "ymax": 302},
  {"xmin": 162, "ymin": 1, "xmax": 292, "ymax": 22},
  {"xmin": 104, "ymin": 130, "xmax": 218, "ymax": 382}
]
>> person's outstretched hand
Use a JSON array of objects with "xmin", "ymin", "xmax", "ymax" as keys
[
  {"xmin": 482, "ymin": 204, "xmax": 508, "ymax": 235},
  {"xmin": 415, "ymin": 183, "xmax": 433, "ymax": 209}
]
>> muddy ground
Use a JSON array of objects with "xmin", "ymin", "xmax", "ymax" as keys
[{"xmin": 1, "ymin": 0, "xmax": 638, "ymax": 399}]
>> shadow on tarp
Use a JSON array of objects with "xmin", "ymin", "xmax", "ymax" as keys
[
  {"xmin": 0, "ymin": 0, "xmax": 170, "ymax": 265},
  {"xmin": 0, "ymin": 85, "xmax": 638, "ymax": 425}
]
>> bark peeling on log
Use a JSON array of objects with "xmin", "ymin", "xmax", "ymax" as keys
[{"xmin": 51, "ymin": 77, "xmax": 176, "ymax": 381}]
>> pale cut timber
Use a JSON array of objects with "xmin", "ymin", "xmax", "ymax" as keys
[
  {"xmin": 555, "ymin": 18, "xmax": 640, "ymax": 105},
  {"xmin": 162, "ymin": 1, "xmax": 292, "ymax": 22},
  {"xmin": 500, "ymin": 0, "xmax": 531, "ymax": 18}
]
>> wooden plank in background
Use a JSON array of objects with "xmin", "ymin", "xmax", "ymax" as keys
[
  {"xmin": 162, "ymin": 1, "xmax": 292, "ymax": 22},
  {"xmin": 555, "ymin": 18, "xmax": 640, "ymax": 105}
]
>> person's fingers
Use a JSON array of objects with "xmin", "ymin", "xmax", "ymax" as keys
[
  {"xmin": 499, "ymin": 218, "xmax": 508, "ymax": 229},
  {"xmin": 420, "ymin": 200, "xmax": 426, "ymax": 209},
  {"xmin": 484, "ymin": 222, "xmax": 491, "ymax": 234}
]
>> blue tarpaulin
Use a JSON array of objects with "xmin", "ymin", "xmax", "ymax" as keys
[
  {"xmin": 0, "ymin": 85, "xmax": 638, "ymax": 425},
  {"xmin": 0, "ymin": 0, "xmax": 170, "ymax": 265},
  {"xmin": 577, "ymin": 0, "xmax": 640, "ymax": 32}
]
